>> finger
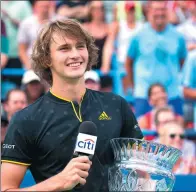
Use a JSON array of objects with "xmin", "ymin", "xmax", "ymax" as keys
[
  {"xmin": 75, "ymin": 162, "xmax": 91, "ymax": 171},
  {"xmin": 71, "ymin": 156, "xmax": 90, "ymax": 163},
  {"xmin": 77, "ymin": 170, "xmax": 89, "ymax": 178},
  {"xmin": 79, "ymin": 177, "xmax": 86, "ymax": 185}
]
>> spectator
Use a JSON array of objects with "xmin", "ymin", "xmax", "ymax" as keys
[
  {"xmin": 21, "ymin": 70, "xmax": 45, "ymax": 104},
  {"xmin": 102, "ymin": 1, "xmax": 143, "ymax": 74},
  {"xmin": 124, "ymin": 1, "xmax": 187, "ymax": 118},
  {"xmin": 1, "ymin": 19, "xmax": 16, "ymax": 102},
  {"xmin": 1, "ymin": 107, "xmax": 9, "ymax": 148},
  {"xmin": 154, "ymin": 107, "xmax": 180, "ymax": 131},
  {"xmin": 18, "ymin": 1, "xmax": 51, "ymax": 69},
  {"xmin": 1, "ymin": 1, "xmax": 32, "ymax": 70},
  {"xmin": 55, "ymin": 0, "xmax": 90, "ymax": 23},
  {"xmin": 84, "ymin": 70, "xmax": 100, "ymax": 91},
  {"xmin": 103, "ymin": 1, "xmax": 117, "ymax": 23},
  {"xmin": 83, "ymin": 1, "xmax": 109, "ymax": 71},
  {"xmin": 182, "ymin": 50, "xmax": 196, "ymax": 128},
  {"xmin": 138, "ymin": 83, "xmax": 184, "ymax": 131},
  {"xmin": 177, "ymin": 1, "xmax": 196, "ymax": 51},
  {"xmin": 1, "ymin": 19, "xmax": 9, "ymax": 69},
  {"xmin": 114, "ymin": 1, "xmax": 144, "ymax": 22},
  {"xmin": 4, "ymin": 89, "xmax": 28, "ymax": 122},
  {"xmin": 168, "ymin": 1, "xmax": 191, "ymax": 25},
  {"xmin": 142, "ymin": 106, "xmax": 176, "ymax": 140},
  {"xmin": 157, "ymin": 121, "xmax": 195, "ymax": 174},
  {"xmin": 83, "ymin": 1, "xmax": 113, "ymax": 91}
]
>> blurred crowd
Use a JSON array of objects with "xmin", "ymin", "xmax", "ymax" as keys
[{"xmin": 1, "ymin": 0, "xmax": 196, "ymax": 174}]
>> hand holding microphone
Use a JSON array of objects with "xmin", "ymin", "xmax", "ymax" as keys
[{"xmin": 57, "ymin": 121, "xmax": 97, "ymax": 191}]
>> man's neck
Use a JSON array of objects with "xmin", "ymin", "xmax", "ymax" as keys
[
  {"xmin": 91, "ymin": 20, "xmax": 104, "ymax": 25},
  {"xmin": 127, "ymin": 20, "xmax": 136, "ymax": 29},
  {"xmin": 150, "ymin": 23, "xmax": 166, "ymax": 32},
  {"xmin": 51, "ymin": 77, "xmax": 86, "ymax": 103},
  {"xmin": 37, "ymin": 14, "xmax": 49, "ymax": 24},
  {"xmin": 7, "ymin": 114, "xmax": 12, "ymax": 122},
  {"xmin": 192, "ymin": 16, "xmax": 196, "ymax": 22}
]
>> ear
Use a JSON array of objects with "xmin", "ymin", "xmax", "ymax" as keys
[
  {"xmin": 46, "ymin": 63, "xmax": 52, "ymax": 67},
  {"xmin": 157, "ymin": 125, "xmax": 163, "ymax": 135},
  {"xmin": 149, "ymin": 99, "xmax": 153, "ymax": 107},
  {"xmin": 3, "ymin": 102, "xmax": 9, "ymax": 113}
]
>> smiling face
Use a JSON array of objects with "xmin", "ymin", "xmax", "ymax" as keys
[
  {"xmin": 50, "ymin": 33, "xmax": 89, "ymax": 82},
  {"xmin": 31, "ymin": 19, "xmax": 99, "ymax": 86},
  {"xmin": 149, "ymin": 85, "xmax": 167, "ymax": 108}
]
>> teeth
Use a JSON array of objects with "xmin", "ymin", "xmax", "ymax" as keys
[{"xmin": 68, "ymin": 62, "xmax": 81, "ymax": 67}]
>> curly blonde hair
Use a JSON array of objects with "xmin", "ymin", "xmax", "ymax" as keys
[{"xmin": 31, "ymin": 19, "xmax": 99, "ymax": 85}]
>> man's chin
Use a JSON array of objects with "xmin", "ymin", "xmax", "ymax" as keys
[{"xmin": 67, "ymin": 74, "xmax": 84, "ymax": 81}]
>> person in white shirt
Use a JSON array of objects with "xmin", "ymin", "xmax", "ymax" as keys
[
  {"xmin": 177, "ymin": 1, "xmax": 196, "ymax": 51},
  {"xmin": 18, "ymin": 1, "xmax": 52, "ymax": 69},
  {"xmin": 102, "ymin": 1, "xmax": 142, "ymax": 74}
]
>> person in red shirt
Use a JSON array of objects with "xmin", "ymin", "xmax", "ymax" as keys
[{"xmin": 138, "ymin": 83, "xmax": 184, "ymax": 140}]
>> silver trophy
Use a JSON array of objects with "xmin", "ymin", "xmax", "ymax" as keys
[{"xmin": 108, "ymin": 138, "xmax": 182, "ymax": 191}]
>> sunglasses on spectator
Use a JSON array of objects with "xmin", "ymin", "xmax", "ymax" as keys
[{"xmin": 169, "ymin": 134, "xmax": 185, "ymax": 139}]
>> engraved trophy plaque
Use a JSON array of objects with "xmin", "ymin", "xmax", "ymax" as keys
[{"xmin": 108, "ymin": 138, "xmax": 182, "ymax": 191}]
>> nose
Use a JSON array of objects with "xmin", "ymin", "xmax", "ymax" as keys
[
  {"xmin": 16, "ymin": 102, "xmax": 25, "ymax": 110},
  {"xmin": 69, "ymin": 47, "xmax": 80, "ymax": 59}
]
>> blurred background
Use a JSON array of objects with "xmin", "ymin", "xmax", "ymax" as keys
[{"xmin": 1, "ymin": 0, "xmax": 196, "ymax": 190}]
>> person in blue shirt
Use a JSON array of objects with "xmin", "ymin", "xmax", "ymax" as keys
[
  {"xmin": 124, "ymin": 1, "xmax": 187, "ymax": 118},
  {"xmin": 182, "ymin": 50, "xmax": 196, "ymax": 129}
]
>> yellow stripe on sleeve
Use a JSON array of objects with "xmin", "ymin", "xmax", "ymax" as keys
[{"xmin": 1, "ymin": 160, "xmax": 31, "ymax": 166}]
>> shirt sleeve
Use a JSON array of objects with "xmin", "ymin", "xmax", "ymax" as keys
[
  {"xmin": 127, "ymin": 35, "xmax": 138, "ymax": 60},
  {"xmin": 1, "ymin": 113, "xmax": 35, "ymax": 166},
  {"xmin": 120, "ymin": 97, "xmax": 143, "ymax": 139},
  {"xmin": 1, "ymin": 20, "xmax": 9, "ymax": 54},
  {"xmin": 178, "ymin": 35, "xmax": 187, "ymax": 60},
  {"xmin": 18, "ymin": 20, "xmax": 29, "ymax": 44},
  {"xmin": 182, "ymin": 53, "xmax": 195, "ymax": 88},
  {"xmin": 19, "ymin": 2, "xmax": 32, "ymax": 21}
]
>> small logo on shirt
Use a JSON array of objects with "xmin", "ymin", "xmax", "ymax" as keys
[
  {"xmin": 2, "ymin": 144, "xmax": 15, "ymax": 149},
  {"xmin": 134, "ymin": 124, "xmax": 139, "ymax": 129},
  {"xmin": 98, "ymin": 111, "xmax": 111, "ymax": 120}
]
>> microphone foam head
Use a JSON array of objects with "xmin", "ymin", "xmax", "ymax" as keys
[{"xmin": 78, "ymin": 121, "xmax": 97, "ymax": 136}]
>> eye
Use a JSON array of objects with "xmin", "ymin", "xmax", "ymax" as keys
[
  {"xmin": 59, "ymin": 47, "xmax": 69, "ymax": 51},
  {"xmin": 77, "ymin": 44, "xmax": 86, "ymax": 49}
]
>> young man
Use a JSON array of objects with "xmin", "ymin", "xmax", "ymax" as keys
[{"xmin": 1, "ymin": 19, "xmax": 143, "ymax": 192}]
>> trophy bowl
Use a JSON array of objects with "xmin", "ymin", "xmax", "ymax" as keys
[{"xmin": 108, "ymin": 138, "xmax": 182, "ymax": 191}]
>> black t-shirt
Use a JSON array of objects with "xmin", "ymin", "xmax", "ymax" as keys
[{"xmin": 2, "ymin": 89, "xmax": 143, "ymax": 192}]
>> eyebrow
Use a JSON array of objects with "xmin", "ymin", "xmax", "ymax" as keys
[{"xmin": 57, "ymin": 41, "xmax": 86, "ymax": 48}]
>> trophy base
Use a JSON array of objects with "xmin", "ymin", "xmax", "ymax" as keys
[{"xmin": 108, "ymin": 164, "xmax": 175, "ymax": 191}]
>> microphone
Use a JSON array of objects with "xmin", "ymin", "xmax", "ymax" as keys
[{"xmin": 73, "ymin": 121, "xmax": 97, "ymax": 160}]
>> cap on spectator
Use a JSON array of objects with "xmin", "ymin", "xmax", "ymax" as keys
[
  {"xmin": 125, "ymin": 1, "xmax": 135, "ymax": 11},
  {"xmin": 22, "ymin": 70, "xmax": 40, "ymax": 85},
  {"xmin": 84, "ymin": 71, "xmax": 100, "ymax": 83}
]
